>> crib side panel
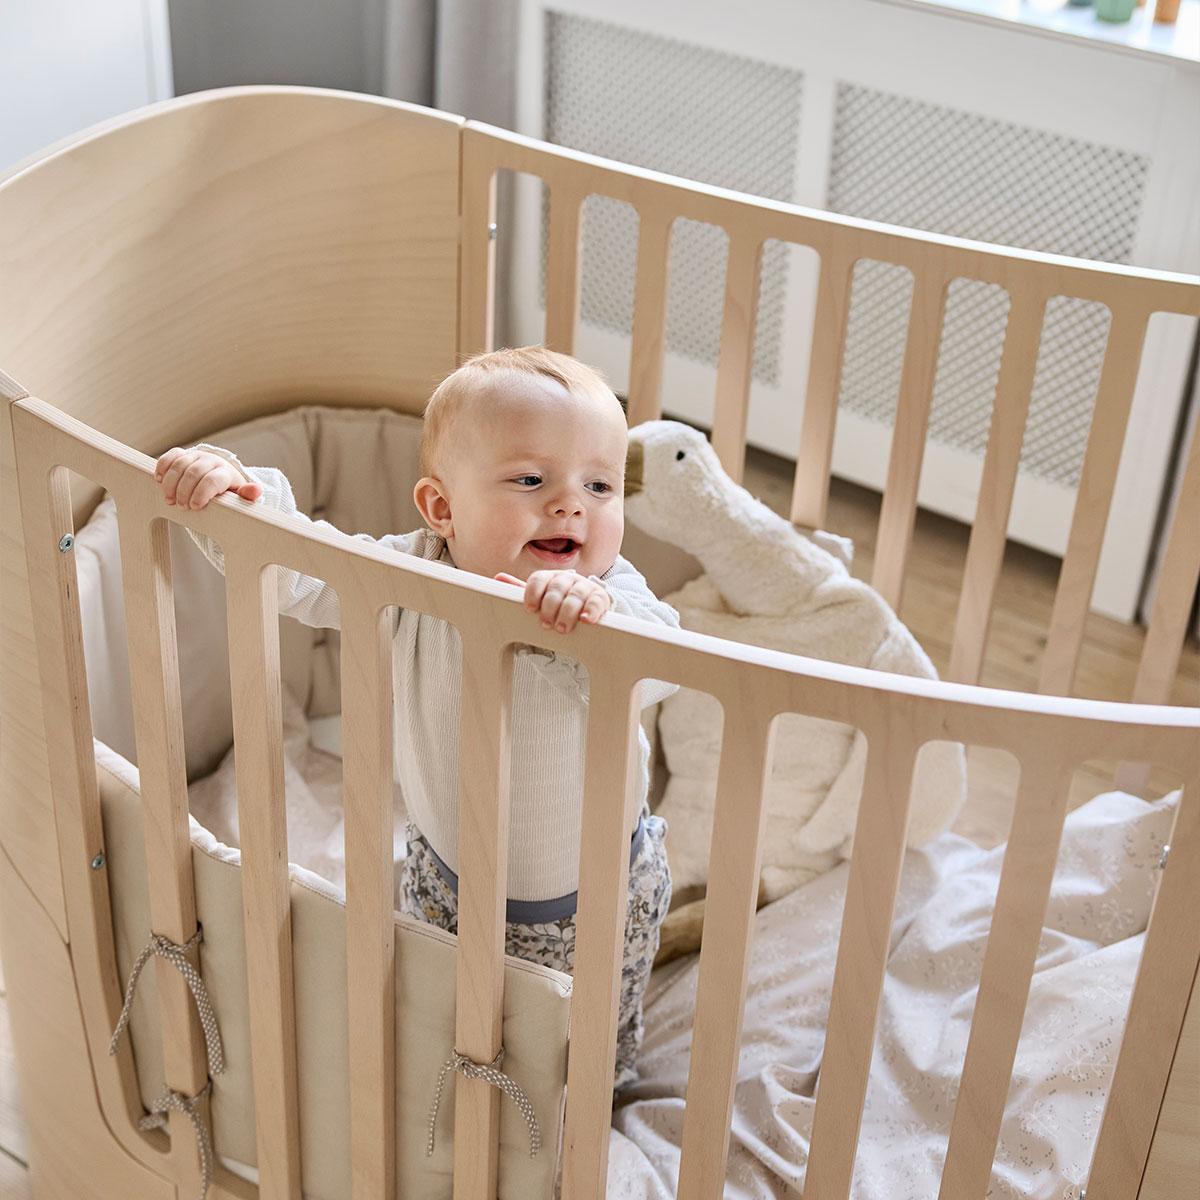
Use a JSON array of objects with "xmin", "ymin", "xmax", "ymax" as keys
[
  {"xmin": 0, "ymin": 91, "xmax": 462, "ymax": 531},
  {"xmin": 9, "ymin": 408, "xmax": 169, "ymax": 1171},
  {"xmin": 0, "ymin": 850, "xmax": 176, "ymax": 1200},
  {"xmin": 0, "ymin": 389, "xmax": 69, "ymax": 938},
  {"xmin": 459, "ymin": 122, "xmax": 1199, "ymax": 691}
]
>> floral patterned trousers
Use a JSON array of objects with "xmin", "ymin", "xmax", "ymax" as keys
[{"xmin": 398, "ymin": 810, "xmax": 672, "ymax": 1089}]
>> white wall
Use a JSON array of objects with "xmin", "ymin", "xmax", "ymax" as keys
[{"xmin": 0, "ymin": 0, "xmax": 172, "ymax": 173}]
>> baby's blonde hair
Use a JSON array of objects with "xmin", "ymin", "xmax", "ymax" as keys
[{"xmin": 419, "ymin": 346, "xmax": 620, "ymax": 477}]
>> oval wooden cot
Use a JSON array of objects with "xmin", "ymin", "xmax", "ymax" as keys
[{"xmin": 0, "ymin": 87, "xmax": 1197, "ymax": 1200}]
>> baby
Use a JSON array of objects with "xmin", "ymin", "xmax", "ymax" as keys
[{"xmin": 155, "ymin": 346, "xmax": 678, "ymax": 1086}]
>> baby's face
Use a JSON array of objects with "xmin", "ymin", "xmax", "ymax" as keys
[{"xmin": 437, "ymin": 374, "xmax": 627, "ymax": 582}]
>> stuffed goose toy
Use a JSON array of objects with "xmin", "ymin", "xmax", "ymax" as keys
[{"xmin": 624, "ymin": 421, "xmax": 967, "ymax": 956}]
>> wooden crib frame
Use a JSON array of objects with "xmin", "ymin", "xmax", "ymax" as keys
[{"xmin": 1, "ymin": 87, "xmax": 1197, "ymax": 1200}]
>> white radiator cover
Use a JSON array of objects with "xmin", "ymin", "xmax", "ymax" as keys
[{"xmin": 509, "ymin": 0, "xmax": 1200, "ymax": 621}]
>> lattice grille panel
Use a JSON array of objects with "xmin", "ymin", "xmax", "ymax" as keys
[
  {"xmin": 829, "ymin": 83, "xmax": 1148, "ymax": 487},
  {"xmin": 542, "ymin": 10, "xmax": 804, "ymax": 385}
]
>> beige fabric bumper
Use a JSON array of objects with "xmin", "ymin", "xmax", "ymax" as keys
[{"xmin": 98, "ymin": 742, "xmax": 571, "ymax": 1199}]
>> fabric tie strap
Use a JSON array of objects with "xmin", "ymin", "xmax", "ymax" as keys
[
  {"xmin": 426, "ymin": 1046, "xmax": 541, "ymax": 1158},
  {"xmin": 109, "ymin": 926, "xmax": 225, "ymax": 1076},
  {"xmin": 138, "ymin": 1083, "xmax": 214, "ymax": 1200}
]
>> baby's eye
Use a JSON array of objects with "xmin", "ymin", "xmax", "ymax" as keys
[
  {"xmin": 513, "ymin": 474, "xmax": 542, "ymax": 487},
  {"xmin": 587, "ymin": 481, "xmax": 612, "ymax": 494}
]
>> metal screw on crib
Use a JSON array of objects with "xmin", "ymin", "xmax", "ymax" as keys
[
  {"xmin": 1157, "ymin": 843, "xmax": 1171, "ymax": 869},
  {"xmin": 488, "ymin": 222, "xmax": 498, "ymax": 240},
  {"xmin": 91, "ymin": 852, "xmax": 106, "ymax": 870},
  {"xmin": 58, "ymin": 533, "xmax": 74, "ymax": 552}
]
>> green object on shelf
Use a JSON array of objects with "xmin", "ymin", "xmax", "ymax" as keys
[
  {"xmin": 1067, "ymin": 0, "xmax": 1092, "ymax": 7},
  {"xmin": 1094, "ymin": 0, "xmax": 1136, "ymax": 19}
]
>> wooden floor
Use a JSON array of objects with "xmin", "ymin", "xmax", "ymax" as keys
[{"xmin": 0, "ymin": 448, "xmax": 1195, "ymax": 1194}]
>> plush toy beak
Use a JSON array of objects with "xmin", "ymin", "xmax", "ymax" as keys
[{"xmin": 624, "ymin": 440, "xmax": 643, "ymax": 497}]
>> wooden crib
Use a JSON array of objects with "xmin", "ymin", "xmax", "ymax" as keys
[{"xmin": 1, "ymin": 86, "xmax": 1197, "ymax": 1200}]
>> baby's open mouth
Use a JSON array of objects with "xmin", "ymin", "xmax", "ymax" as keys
[{"xmin": 528, "ymin": 537, "xmax": 580, "ymax": 560}]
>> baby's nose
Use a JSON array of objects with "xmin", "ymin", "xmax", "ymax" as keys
[{"xmin": 550, "ymin": 494, "xmax": 584, "ymax": 516}]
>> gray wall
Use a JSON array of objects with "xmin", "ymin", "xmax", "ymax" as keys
[
  {"xmin": 167, "ymin": 0, "xmax": 433, "ymax": 102},
  {"xmin": 165, "ymin": 0, "xmax": 517, "ymax": 338}
]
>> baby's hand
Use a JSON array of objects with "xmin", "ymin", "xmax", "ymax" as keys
[
  {"xmin": 154, "ymin": 447, "xmax": 263, "ymax": 510},
  {"xmin": 494, "ymin": 569, "xmax": 612, "ymax": 633}
]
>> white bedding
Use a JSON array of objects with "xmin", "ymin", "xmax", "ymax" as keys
[
  {"xmin": 610, "ymin": 790, "xmax": 1173, "ymax": 1199},
  {"xmin": 184, "ymin": 706, "xmax": 1172, "ymax": 1199},
  {"xmin": 187, "ymin": 687, "xmax": 409, "ymax": 901}
]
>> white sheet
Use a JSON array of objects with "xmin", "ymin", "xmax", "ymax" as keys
[
  {"xmin": 187, "ymin": 688, "xmax": 408, "ymax": 900},
  {"xmin": 609, "ymin": 790, "xmax": 1174, "ymax": 1199}
]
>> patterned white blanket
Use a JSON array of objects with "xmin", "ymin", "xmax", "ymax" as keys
[{"xmin": 609, "ymin": 790, "xmax": 1174, "ymax": 1199}]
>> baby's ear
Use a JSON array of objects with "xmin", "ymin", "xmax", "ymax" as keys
[{"xmin": 413, "ymin": 476, "xmax": 452, "ymax": 535}]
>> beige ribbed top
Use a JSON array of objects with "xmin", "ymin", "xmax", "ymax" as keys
[{"xmin": 189, "ymin": 446, "xmax": 679, "ymax": 901}]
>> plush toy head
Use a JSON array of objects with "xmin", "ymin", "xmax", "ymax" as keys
[
  {"xmin": 625, "ymin": 419, "xmax": 850, "ymax": 616},
  {"xmin": 625, "ymin": 420, "xmax": 735, "ymax": 552},
  {"xmin": 624, "ymin": 419, "xmax": 966, "ymax": 942}
]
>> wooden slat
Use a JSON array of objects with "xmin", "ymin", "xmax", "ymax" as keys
[
  {"xmin": 459, "ymin": 148, "xmax": 497, "ymax": 360},
  {"xmin": 1087, "ymin": 742, "xmax": 1200, "ymax": 1199},
  {"xmin": 803, "ymin": 727, "xmax": 917, "ymax": 1200},
  {"xmin": 710, "ymin": 235, "xmax": 765, "ymax": 485},
  {"xmin": 871, "ymin": 273, "xmax": 950, "ymax": 612},
  {"xmin": 0, "ymin": 843, "xmax": 177, "ymax": 1199},
  {"xmin": 676, "ymin": 705, "xmax": 777, "ymax": 1198},
  {"xmin": 948, "ymin": 293, "xmax": 1047, "ymax": 685},
  {"xmin": 625, "ymin": 208, "xmax": 673, "ymax": 428},
  {"xmin": 544, "ymin": 186, "xmax": 585, "ymax": 354},
  {"xmin": 1039, "ymin": 309, "xmax": 1151, "ymax": 697},
  {"xmin": 340, "ymin": 603, "xmax": 396, "ymax": 1200},
  {"xmin": 1114, "ymin": 415, "xmax": 1200, "ymax": 791},
  {"xmin": 938, "ymin": 759, "xmax": 1074, "ymax": 1197},
  {"xmin": 223, "ymin": 556, "xmax": 302, "ymax": 1200},
  {"xmin": 791, "ymin": 250, "xmax": 856, "ymax": 530},
  {"xmin": 451, "ymin": 633, "xmax": 514, "ymax": 1200},
  {"xmin": 117, "ymin": 505, "xmax": 209, "ymax": 1196},
  {"xmin": 11, "ymin": 380, "xmax": 1200, "ymax": 1200},
  {"xmin": 560, "ymin": 670, "xmax": 643, "ymax": 1200},
  {"xmin": 1131, "ymin": 413, "xmax": 1200, "ymax": 705}
]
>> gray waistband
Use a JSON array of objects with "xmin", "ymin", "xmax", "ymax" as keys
[{"xmin": 424, "ymin": 815, "xmax": 646, "ymax": 925}]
